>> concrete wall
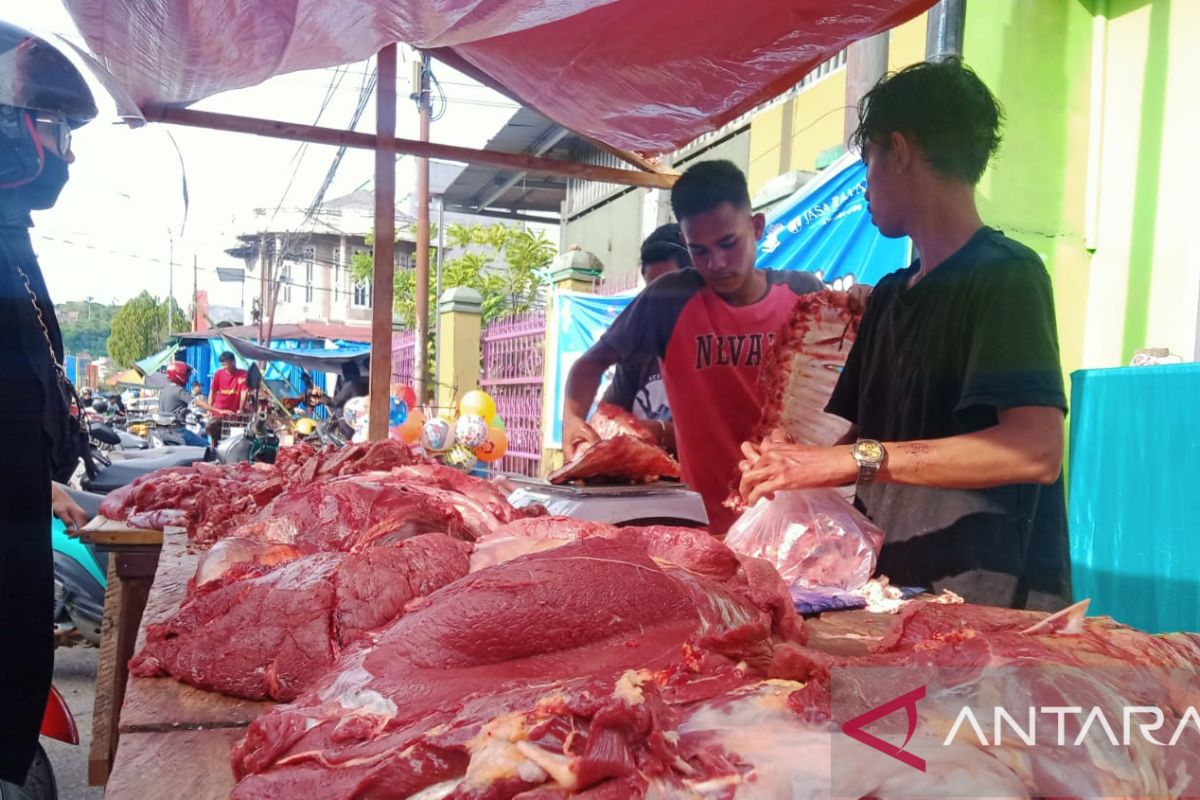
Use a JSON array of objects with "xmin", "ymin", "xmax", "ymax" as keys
[{"xmin": 561, "ymin": 129, "xmax": 751, "ymax": 288}]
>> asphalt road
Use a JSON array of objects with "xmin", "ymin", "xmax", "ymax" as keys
[{"xmin": 44, "ymin": 646, "xmax": 103, "ymax": 800}]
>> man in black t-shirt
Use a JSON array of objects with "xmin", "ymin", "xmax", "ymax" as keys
[
  {"xmin": 600, "ymin": 224, "xmax": 692, "ymax": 453},
  {"xmin": 738, "ymin": 59, "xmax": 1071, "ymax": 610}
]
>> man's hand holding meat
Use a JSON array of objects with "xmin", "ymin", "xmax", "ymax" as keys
[{"xmin": 739, "ymin": 406, "xmax": 1065, "ymax": 506}]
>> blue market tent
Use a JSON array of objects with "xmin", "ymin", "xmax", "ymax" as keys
[{"xmin": 756, "ymin": 150, "xmax": 911, "ymax": 286}]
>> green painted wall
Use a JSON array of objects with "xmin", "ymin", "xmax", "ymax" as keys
[{"xmin": 962, "ymin": 0, "xmax": 1097, "ymax": 384}]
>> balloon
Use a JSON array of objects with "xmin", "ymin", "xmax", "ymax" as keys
[
  {"xmin": 474, "ymin": 427, "xmax": 508, "ymax": 463},
  {"xmin": 445, "ymin": 443, "xmax": 478, "ymax": 471},
  {"xmin": 388, "ymin": 399, "xmax": 408, "ymax": 427},
  {"xmin": 391, "ymin": 384, "xmax": 417, "ymax": 408},
  {"xmin": 459, "ymin": 390, "xmax": 496, "ymax": 421},
  {"xmin": 421, "ymin": 417, "xmax": 455, "ymax": 452},
  {"xmin": 455, "ymin": 414, "xmax": 489, "ymax": 448},
  {"xmin": 396, "ymin": 409, "xmax": 424, "ymax": 444},
  {"xmin": 491, "ymin": 414, "xmax": 506, "ymax": 432}
]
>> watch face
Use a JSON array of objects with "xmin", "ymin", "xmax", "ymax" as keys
[{"xmin": 855, "ymin": 440, "xmax": 884, "ymax": 463}]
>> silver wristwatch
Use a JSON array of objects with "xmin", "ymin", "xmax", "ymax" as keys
[{"xmin": 851, "ymin": 439, "xmax": 886, "ymax": 484}]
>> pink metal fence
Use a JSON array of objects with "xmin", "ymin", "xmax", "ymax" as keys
[
  {"xmin": 391, "ymin": 330, "xmax": 416, "ymax": 388},
  {"xmin": 596, "ymin": 271, "xmax": 641, "ymax": 296},
  {"xmin": 481, "ymin": 310, "xmax": 546, "ymax": 477}
]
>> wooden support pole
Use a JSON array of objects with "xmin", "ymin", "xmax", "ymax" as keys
[
  {"xmin": 414, "ymin": 54, "xmax": 432, "ymax": 403},
  {"xmin": 368, "ymin": 44, "xmax": 397, "ymax": 442},
  {"xmin": 140, "ymin": 104, "xmax": 678, "ymax": 190}
]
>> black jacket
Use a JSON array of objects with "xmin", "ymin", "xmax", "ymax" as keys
[{"xmin": 0, "ymin": 222, "xmax": 62, "ymax": 782}]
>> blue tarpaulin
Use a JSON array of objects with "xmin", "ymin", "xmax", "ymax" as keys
[
  {"xmin": 545, "ymin": 291, "xmax": 636, "ymax": 447},
  {"xmin": 757, "ymin": 151, "xmax": 911, "ymax": 285},
  {"xmin": 1068, "ymin": 363, "xmax": 1200, "ymax": 633}
]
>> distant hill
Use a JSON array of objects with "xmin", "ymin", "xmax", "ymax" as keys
[{"xmin": 55, "ymin": 301, "xmax": 119, "ymax": 358}]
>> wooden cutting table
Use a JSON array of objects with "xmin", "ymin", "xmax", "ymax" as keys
[{"xmin": 78, "ymin": 517, "xmax": 163, "ymax": 786}]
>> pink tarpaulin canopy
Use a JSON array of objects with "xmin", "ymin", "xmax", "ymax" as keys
[{"xmin": 63, "ymin": 0, "xmax": 935, "ymax": 154}]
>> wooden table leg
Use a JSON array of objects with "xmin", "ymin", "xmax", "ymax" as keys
[{"xmin": 87, "ymin": 550, "xmax": 159, "ymax": 786}]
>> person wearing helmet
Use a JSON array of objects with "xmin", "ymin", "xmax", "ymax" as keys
[
  {"xmin": 0, "ymin": 21, "xmax": 97, "ymax": 786},
  {"xmin": 159, "ymin": 360, "xmax": 193, "ymax": 417}
]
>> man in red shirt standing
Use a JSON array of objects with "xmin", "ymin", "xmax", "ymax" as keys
[
  {"xmin": 563, "ymin": 160, "xmax": 839, "ymax": 534},
  {"xmin": 206, "ymin": 351, "xmax": 247, "ymax": 445}
]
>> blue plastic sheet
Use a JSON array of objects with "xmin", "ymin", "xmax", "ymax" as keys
[
  {"xmin": 545, "ymin": 291, "xmax": 635, "ymax": 447},
  {"xmin": 1068, "ymin": 363, "xmax": 1200, "ymax": 633},
  {"xmin": 757, "ymin": 151, "xmax": 911, "ymax": 286}
]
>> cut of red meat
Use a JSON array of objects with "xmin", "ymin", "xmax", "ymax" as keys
[
  {"xmin": 752, "ymin": 290, "xmax": 859, "ymax": 447},
  {"xmin": 130, "ymin": 534, "xmax": 471, "ymax": 701},
  {"xmin": 98, "ymin": 462, "xmax": 287, "ymax": 544},
  {"xmin": 549, "ymin": 403, "xmax": 679, "ymax": 485},
  {"xmin": 229, "ymin": 535, "xmax": 798, "ymax": 797},
  {"xmin": 548, "ymin": 436, "xmax": 680, "ymax": 485},
  {"xmin": 229, "ymin": 471, "xmax": 470, "ymax": 550},
  {"xmin": 588, "ymin": 403, "xmax": 655, "ymax": 444},
  {"xmin": 391, "ymin": 463, "xmax": 521, "ymax": 524},
  {"xmin": 98, "ymin": 442, "xmax": 429, "ymax": 543},
  {"xmin": 276, "ymin": 438, "xmax": 421, "ymax": 483}
]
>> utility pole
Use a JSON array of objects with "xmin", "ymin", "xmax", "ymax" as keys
[
  {"xmin": 193, "ymin": 255, "xmax": 198, "ymax": 331},
  {"xmin": 167, "ymin": 229, "xmax": 175, "ymax": 337},
  {"xmin": 413, "ymin": 52, "xmax": 432, "ymax": 403}
]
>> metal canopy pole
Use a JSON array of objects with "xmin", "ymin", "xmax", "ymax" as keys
[
  {"xmin": 413, "ymin": 54, "xmax": 432, "ymax": 403},
  {"xmin": 368, "ymin": 44, "xmax": 397, "ymax": 441}
]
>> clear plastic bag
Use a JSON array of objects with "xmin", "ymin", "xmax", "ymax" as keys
[{"xmin": 724, "ymin": 488, "xmax": 884, "ymax": 593}]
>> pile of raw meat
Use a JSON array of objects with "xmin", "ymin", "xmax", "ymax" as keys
[
  {"xmin": 119, "ymin": 442, "xmax": 1200, "ymax": 798},
  {"xmin": 549, "ymin": 403, "xmax": 680, "ymax": 485},
  {"xmin": 99, "ymin": 439, "xmax": 423, "ymax": 543}
]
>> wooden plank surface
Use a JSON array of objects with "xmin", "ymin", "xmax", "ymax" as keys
[
  {"xmin": 805, "ymin": 608, "xmax": 900, "ymax": 656},
  {"xmin": 119, "ymin": 528, "xmax": 276, "ymax": 732},
  {"xmin": 105, "ymin": 728, "xmax": 242, "ymax": 800},
  {"xmin": 87, "ymin": 556, "xmax": 122, "ymax": 785},
  {"xmin": 79, "ymin": 516, "xmax": 164, "ymax": 547}
]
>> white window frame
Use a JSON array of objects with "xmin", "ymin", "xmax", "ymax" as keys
[{"xmin": 281, "ymin": 264, "xmax": 292, "ymax": 303}]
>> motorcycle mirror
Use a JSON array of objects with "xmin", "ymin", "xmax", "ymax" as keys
[
  {"xmin": 90, "ymin": 425, "xmax": 121, "ymax": 446},
  {"xmin": 246, "ymin": 363, "xmax": 262, "ymax": 390}
]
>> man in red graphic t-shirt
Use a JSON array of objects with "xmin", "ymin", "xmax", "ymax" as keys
[{"xmin": 563, "ymin": 160, "xmax": 838, "ymax": 534}]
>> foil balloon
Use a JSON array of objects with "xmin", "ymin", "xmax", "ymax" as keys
[
  {"xmin": 388, "ymin": 399, "xmax": 408, "ymax": 427},
  {"xmin": 445, "ymin": 442, "xmax": 478, "ymax": 471},
  {"xmin": 459, "ymin": 389, "xmax": 496, "ymax": 421},
  {"xmin": 474, "ymin": 427, "xmax": 508, "ymax": 463},
  {"xmin": 455, "ymin": 414, "xmax": 489, "ymax": 448},
  {"xmin": 421, "ymin": 417, "xmax": 455, "ymax": 452},
  {"xmin": 392, "ymin": 384, "xmax": 417, "ymax": 408}
]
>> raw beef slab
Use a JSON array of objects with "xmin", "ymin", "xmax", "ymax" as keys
[
  {"xmin": 129, "ymin": 534, "xmax": 471, "ymax": 701},
  {"xmin": 549, "ymin": 403, "xmax": 680, "ymax": 485},
  {"xmin": 227, "ymin": 471, "xmax": 472, "ymax": 550},
  {"xmin": 753, "ymin": 289, "xmax": 859, "ymax": 446},
  {"xmin": 229, "ymin": 535, "xmax": 800, "ymax": 798}
]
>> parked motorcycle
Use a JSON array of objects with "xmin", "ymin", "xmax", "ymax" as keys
[
  {"xmin": 51, "ymin": 490, "xmax": 105, "ymax": 646},
  {"xmin": 0, "ymin": 687, "xmax": 81, "ymax": 800}
]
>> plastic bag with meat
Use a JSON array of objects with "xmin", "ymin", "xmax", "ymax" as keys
[{"xmin": 723, "ymin": 488, "xmax": 884, "ymax": 593}]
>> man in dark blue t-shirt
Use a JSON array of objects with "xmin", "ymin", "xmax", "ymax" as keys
[{"xmin": 738, "ymin": 59, "xmax": 1070, "ymax": 610}]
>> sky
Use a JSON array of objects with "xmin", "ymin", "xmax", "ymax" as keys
[{"xmin": 7, "ymin": 2, "xmax": 522, "ymax": 308}]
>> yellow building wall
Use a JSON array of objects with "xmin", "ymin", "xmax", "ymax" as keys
[
  {"xmin": 1082, "ymin": 0, "xmax": 1200, "ymax": 365},
  {"xmin": 887, "ymin": 13, "xmax": 928, "ymax": 72},
  {"xmin": 749, "ymin": 14, "xmax": 928, "ymax": 199},
  {"xmin": 748, "ymin": 71, "xmax": 848, "ymax": 198}
]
